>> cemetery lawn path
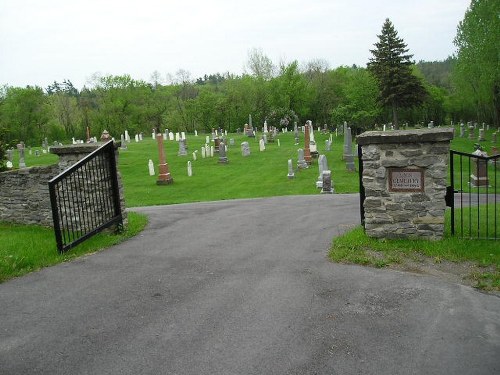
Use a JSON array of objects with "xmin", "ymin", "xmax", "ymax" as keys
[{"xmin": 1, "ymin": 195, "xmax": 499, "ymax": 375}]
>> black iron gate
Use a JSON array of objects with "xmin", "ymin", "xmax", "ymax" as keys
[
  {"xmin": 449, "ymin": 150, "xmax": 499, "ymax": 240},
  {"xmin": 48, "ymin": 141, "xmax": 123, "ymax": 253}
]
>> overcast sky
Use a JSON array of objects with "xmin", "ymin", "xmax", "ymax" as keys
[{"xmin": 0, "ymin": 0, "xmax": 471, "ymax": 90}]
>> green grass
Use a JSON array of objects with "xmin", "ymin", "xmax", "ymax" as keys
[
  {"xmin": 119, "ymin": 132, "xmax": 359, "ymax": 206},
  {"xmin": 329, "ymin": 207, "xmax": 500, "ymax": 290},
  {"xmin": 0, "ymin": 212, "xmax": 148, "ymax": 283}
]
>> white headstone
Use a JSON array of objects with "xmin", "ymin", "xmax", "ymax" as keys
[
  {"xmin": 206, "ymin": 135, "xmax": 210, "ymax": 144},
  {"xmin": 194, "ymin": 130, "xmax": 198, "ymax": 136},
  {"xmin": 125, "ymin": 130, "xmax": 130, "ymax": 142},
  {"xmin": 187, "ymin": 161, "xmax": 192, "ymax": 177},
  {"xmin": 152, "ymin": 132, "xmax": 155, "ymax": 140},
  {"xmin": 287, "ymin": 159, "xmax": 295, "ymax": 179},
  {"xmin": 241, "ymin": 141, "xmax": 251, "ymax": 156},
  {"xmin": 277, "ymin": 139, "xmax": 280, "ymax": 147},
  {"xmin": 148, "ymin": 159, "xmax": 155, "ymax": 176},
  {"xmin": 192, "ymin": 151, "xmax": 197, "ymax": 161},
  {"xmin": 259, "ymin": 139, "xmax": 265, "ymax": 151},
  {"xmin": 181, "ymin": 132, "xmax": 186, "ymax": 140},
  {"xmin": 135, "ymin": 134, "xmax": 139, "ymax": 142},
  {"xmin": 201, "ymin": 146, "xmax": 206, "ymax": 158},
  {"xmin": 163, "ymin": 132, "xmax": 167, "ymax": 141},
  {"xmin": 169, "ymin": 132, "xmax": 174, "ymax": 141},
  {"xmin": 210, "ymin": 145, "xmax": 214, "ymax": 157},
  {"xmin": 175, "ymin": 132, "xmax": 180, "ymax": 141}
]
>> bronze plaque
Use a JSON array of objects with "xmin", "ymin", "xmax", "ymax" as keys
[{"xmin": 388, "ymin": 168, "xmax": 424, "ymax": 192}]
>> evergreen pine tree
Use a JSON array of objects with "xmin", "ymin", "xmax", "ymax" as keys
[{"xmin": 368, "ymin": 18, "xmax": 427, "ymax": 128}]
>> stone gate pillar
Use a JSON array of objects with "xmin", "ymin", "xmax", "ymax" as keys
[{"xmin": 357, "ymin": 128, "xmax": 454, "ymax": 240}]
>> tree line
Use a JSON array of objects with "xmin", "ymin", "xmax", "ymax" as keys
[{"xmin": 0, "ymin": 0, "xmax": 497, "ymax": 149}]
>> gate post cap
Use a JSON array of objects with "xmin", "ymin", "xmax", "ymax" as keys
[{"xmin": 357, "ymin": 128, "xmax": 454, "ymax": 146}]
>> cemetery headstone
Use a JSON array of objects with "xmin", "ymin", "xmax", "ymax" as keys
[
  {"xmin": 148, "ymin": 159, "xmax": 155, "ymax": 176},
  {"xmin": 187, "ymin": 161, "xmax": 193, "ymax": 177},
  {"xmin": 479, "ymin": 128, "xmax": 485, "ymax": 141},
  {"xmin": 304, "ymin": 123, "xmax": 312, "ymax": 164},
  {"xmin": 345, "ymin": 128, "xmax": 356, "ymax": 172},
  {"xmin": 241, "ymin": 141, "xmax": 251, "ymax": 157},
  {"xmin": 125, "ymin": 130, "xmax": 130, "ymax": 142},
  {"xmin": 214, "ymin": 137, "xmax": 220, "ymax": 152},
  {"xmin": 175, "ymin": 132, "xmax": 180, "ymax": 142},
  {"xmin": 460, "ymin": 123, "xmax": 465, "ymax": 137},
  {"xmin": 218, "ymin": 142, "xmax": 228, "ymax": 164},
  {"xmin": 470, "ymin": 146, "xmax": 489, "ymax": 187},
  {"xmin": 325, "ymin": 139, "xmax": 331, "ymax": 151},
  {"xmin": 120, "ymin": 134, "xmax": 127, "ymax": 149},
  {"xmin": 169, "ymin": 132, "xmax": 174, "ymax": 141},
  {"xmin": 17, "ymin": 143, "xmax": 26, "ymax": 168},
  {"xmin": 139, "ymin": 133, "xmax": 144, "ymax": 141},
  {"xmin": 259, "ymin": 139, "xmax": 266, "ymax": 152},
  {"xmin": 210, "ymin": 145, "xmax": 214, "ymax": 157},
  {"xmin": 321, "ymin": 170, "xmax": 334, "ymax": 194},
  {"xmin": 469, "ymin": 125, "xmax": 475, "ymax": 140},
  {"xmin": 192, "ymin": 151, "xmax": 197, "ymax": 161},
  {"xmin": 181, "ymin": 132, "xmax": 186, "ymax": 140},
  {"xmin": 178, "ymin": 139, "xmax": 187, "ymax": 156},
  {"xmin": 297, "ymin": 149, "xmax": 308, "ymax": 169},
  {"xmin": 229, "ymin": 138, "xmax": 235, "ymax": 146},
  {"xmin": 156, "ymin": 134, "xmax": 174, "ymax": 185},
  {"xmin": 201, "ymin": 146, "xmax": 206, "ymax": 158},
  {"xmin": 277, "ymin": 139, "xmax": 280, "ymax": 147},
  {"xmin": 287, "ymin": 159, "xmax": 295, "ymax": 179},
  {"xmin": 135, "ymin": 134, "xmax": 139, "ymax": 142}
]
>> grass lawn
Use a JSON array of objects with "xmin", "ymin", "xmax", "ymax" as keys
[
  {"xmin": 118, "ymin": 131, "xmax": 358, "ymax": 206},
  {"xmin": 330, "ymin": 207, "xmax": 499, "ymax": 291},
  {"xmin": 0, "ymin": 212, "xmax": 148, "ymax": 283}
]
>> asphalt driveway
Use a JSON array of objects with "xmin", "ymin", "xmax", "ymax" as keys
[{"xmin": 1, "ymin": 194, "xmax": 498, "ymax": 374}]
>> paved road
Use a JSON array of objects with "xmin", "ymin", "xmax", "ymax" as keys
[{"xmin": 1, "ymin": 194, "xmax": 499, "ymax": 375}]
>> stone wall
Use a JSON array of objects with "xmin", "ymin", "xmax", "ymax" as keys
[
  {"xmin": 357, "ymin": 128, "xmax": 454, "ymax": 240},
  {"xmin": 0, "ymin": 143, "xmax": 126, "ymax": 227},
  {"xmin": 0, "ymin": 165, "xmax": 59, "ymax": 226}
]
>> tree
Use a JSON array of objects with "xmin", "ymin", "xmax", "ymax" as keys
[
  {"xmin": 367, "ymin": 18, "xmax": 427, "ymax": 128},
  {"xmin": 453, "ymin": 0, "xmax": 500, "ymax": 126},
  {"xmin": 246, "ymin": 48, "xmax": 275, "ymax": 80}
]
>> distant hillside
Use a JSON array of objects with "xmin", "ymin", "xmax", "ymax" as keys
[{"xmin": 417, "ymin": 57, "xmax": 455, "ymax": 90}]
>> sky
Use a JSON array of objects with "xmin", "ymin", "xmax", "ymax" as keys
[{"xmin": 0, "ymin": 0, "xmax": 471, "ymax": 90}]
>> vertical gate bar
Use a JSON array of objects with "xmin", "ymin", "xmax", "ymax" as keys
[
  {"xmin": 98, "ymin": 151, "xmax": 112, "ymax": 219},
  {"xmin": 81, "ymin": 159, "xmax": 96, "ymax": 233},
  {"xmin": 450, "ymin": 150, "xmax": 455, "ymax": 236},
  {"xmin": 84, "ymin": 161, "xmax": 95, "ymax": 231},
  {"xmin": 357, "ymin": 144, "xmax": 365, "ymax": 227},
  {"xmin": 108, "ymin": 143, "xmax": 123, "ymax": 227},
  {"xmin": 49, "ymin": 181, "xmax": 64, "ymax": 253},
  {"xmin": 93, "ymin": 153, "xmax": 106, "ymax": 223},
  {"xmin": 59, "ymin": 180, "xmax": 69, "ymax": 247}
]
